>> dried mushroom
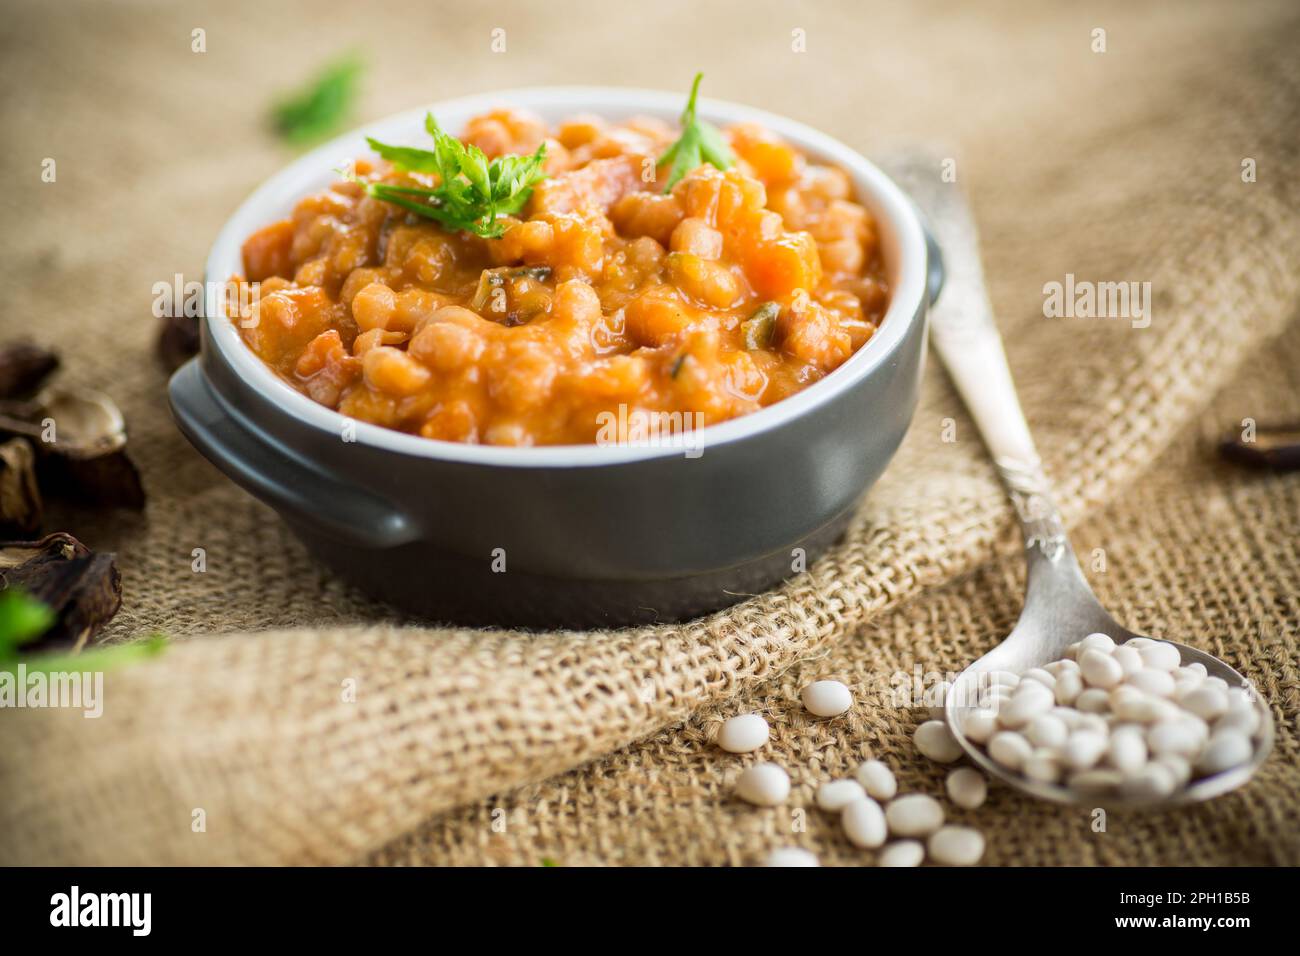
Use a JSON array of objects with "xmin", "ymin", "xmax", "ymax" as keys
[
  {"xmin": 0, "ymin": 437, "xmax": 42, "ymax": 537},
  {"xmin": 0, "ymin": 341, "xmax": 59, "ymax": 399},
  {"xmin": 0, "ymin": 532, "xmax": 122, "ymax": 651},
  {"xmin": 1219, "ymin": 421, "xmax": 1300, "ymax": 472},
  {"xmin": 0, "ymin": 387, "xmax": 145, "ymax": 510},
  {"xmin": 157, "ymin": 314, "xmax": 201, "ymax": 373}
]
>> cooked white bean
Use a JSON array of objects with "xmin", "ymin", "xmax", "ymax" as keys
[
  {"xmin": 988, "ymin": 731, "xmax": 1032, "ymax": 770},
  {"xmin": 885, "ymin": 794, "xmax": 945, "ymax": 837},
  {"xmin": 878, "ymin": 840, "xmax": 925, "ymax": 867},
  {"xmin": 841, "ymin": 796, "xmax": 887, "ymax": 848},
  {"xmin": 801, "ymin": 679, "xmax": 853, "ymax": 718},
  {"xmin": 718, "ymin": 714, "xmax": 769, "ymax": 753},
  {"xmin": 946, "ymin": 767, "xmax": 988, "ymax": 809},
  {"xmin": 734, "ymin": 763, "xmax": 790, "ymax": 805},
  {"xmin": 914, "ymin": 720, "xmax": 963, "ymax": 763},
  {"xmin": 855, "ymin": 759, "xmax": 897, "ymax": 801},
  {"xmin": 1080, "ymin": 649, "xmax": 1124, "ymax": 689},
  {"xmin": 928, "ymin": 825, "xmax": 985, "ymax": 865},
  {"xmin": 763, "ymin": 847, "xmax": 819, "ymax": 866},
  {"xmin": 1139, "ymin": 641, "xmax": 1182, "ymax": 671},
  {"xmin": 816, "ymin": 778, "xmax": 866, "ymax": 811}
]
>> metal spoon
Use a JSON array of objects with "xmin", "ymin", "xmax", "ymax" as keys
[{"xmin": 899, "ymin": 159, "xmax": 1275, "ymax": 807}]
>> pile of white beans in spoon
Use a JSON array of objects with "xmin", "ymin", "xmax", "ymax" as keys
[
  {"xmin": 944, "ymin": 633, "xmax": 1265, "ymax": 798},
  {"xmin": 720, "ymin": 634, "xmax": 1263, "ymax": 865}
]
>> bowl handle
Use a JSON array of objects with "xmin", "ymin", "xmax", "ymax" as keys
[{"xmin": 168, "ymin": 359, "xmax": 415, "ymax": 550}]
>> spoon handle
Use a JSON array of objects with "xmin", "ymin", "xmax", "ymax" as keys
[{"xmin": 899, "ymin": 159, "xmax": 1068, "ymax": 559}]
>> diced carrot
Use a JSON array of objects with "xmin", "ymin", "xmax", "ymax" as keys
[{"xmin": 745, "ymin": 232, "xmax": 822, "ymax": 298}]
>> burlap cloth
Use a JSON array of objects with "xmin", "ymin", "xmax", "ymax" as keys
[{"xmin": 1, "ymin": 0, "xmax": 1297, "ymax": 866}]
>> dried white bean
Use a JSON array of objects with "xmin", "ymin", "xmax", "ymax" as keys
[
  {"xmin": 1139, "ymin": 641, "xmax": 1182, "ymax": 672},
  {"xmin": 734, "ymin": 763, "xmax": 790, "ymax": 805},
  {"xmin": 1080, "ymin": 649, "xmax": 1124, "ymax": 689},
  {"xmin": 1107, "ymin": 726, "xmax": 1148, "ymax": 774},
  {"xmin": 763, "ymin": 847, "xmax": 819, "ymax": 867},
  {"xmin": 1026, "ymin": 713, "xmax": 1069, "ymax": 749},
  {"xmin": 841, "ymin": 796, "xmax": 887, "ymax": 848},
  {"xmin": 1075, "ymin": 688, "xmax": 1111, "ymax": 713},
  {"xmin": 878, "ymin": 840, "xmax": 925, "ymax": 867},
  {"xmin": 1022, "ymin": 749, "xmax": 1063, "ymax": 783},
  {"xmin": 1063, "ymin": 730, "xmax": 1108, "ymax": 770},
  {"xmin": 914, "ymin": 720, "xmax": 963, "ymax": 763},
  {"xmin": 1178, "ymin": 683, "xmax": 1229, "ymax": 721},
  {"xmin": 816, "ymin": 778, "xmax": 866, "ymax": 812},
  {"xmin": 1121, "ymin": 761, "xmax": 1177, "ymax": 800},
  {"xmin": 1147, "ymin": 719, "xmax": 1201, "ymax": 757},
  {"xmin": 1079, "ymin": 632, "xmax": 1116, "ymax": 654},
  {"xmin": 1128, "ymin": 668, "xmax": 1175, "ymax": 698},
  {"xmin": 885, "ymin": 794, "xmax": 945, "ymax": 837},
  {"xmin": 1053, "ymin": 670, "xmax": 1084, "ymax": 705},
  {"xmin": 855, "ymin": 759, "xmax": 897, "ymax": 801},
  {"xmin": 946, "ymin": 768, "xmax": 988, "ymax": 809},
  {"xmin": 1021, "ymin": 667, "xmax": 1057, "ymax": 690},
  {"xmin": 1069, "ymin": 769, "xmax": 1123, "ymax": 792},
  {"xmin": 801, "ymin": 680, "xmax": 853, "ymax": 718},
  {"xmin": 998, "ymin": 682, "xmax": 1055, "ymax": 728},
  {"xmin": 962, "ymin": 708, "xmax": 1000, "ymax": 745},
  {"xmin": 1111, "ymin": 644, "xmax": 1143, "ymax": 676},
  {"xmin": 928, "ymin": 825, "xmax": 985, "ymax": 865},
  {"xmin": 1196, "ymin": 731, "xmax": 1253, "ymax": 775},
  {"xmin": 988, "ymin": 731, "xmax": 1032, "ymax": 770},
  {"xmin": 718, "ymin": 714, "xmax": 769, "ymax": 753}
]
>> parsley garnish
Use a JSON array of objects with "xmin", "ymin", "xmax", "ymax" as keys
[
  {"xmin": 658, "ymin": 73, "xmax": 734, "ymax": 192},
  {"xmin": 0, "ymin": 589, "xmax": 167, "ymax": 676},
  {"xmin": 353, "ymin": 115, "xmax": 548, "ymax": 239},
  {"xmin": 272, "ymin": 56, "xmax": 363, "ymax": 145}
]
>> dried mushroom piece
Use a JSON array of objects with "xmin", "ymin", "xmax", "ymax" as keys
[
  {"xmin": 0, "ymin": 387, "xmax": 145, "ymax": 509},
  {"xmin": 0, "ymin": 437, "xmax": 42, "ymax": 537},
  {"xmin": 0, "ymin": 342, "xmax": 60, "ymax": 399},
  {"xmin": 0, "ymin": 532, "xmax": 122, "ymax": 650},
  {"xmin": 157, "ymin": 314, "xmax": 201, "ymax": 373},
  {"xmin": 1219, "ymin": 421, "xmax": 1300, "ymax": 472}
]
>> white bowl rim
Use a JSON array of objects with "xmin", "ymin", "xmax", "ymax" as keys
[{"xmin": 204, "ymin": 85, "xmax": 928, "ymax": 469}]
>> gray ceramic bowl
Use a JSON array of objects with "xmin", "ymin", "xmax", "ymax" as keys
[{"xmin": 170, "ymin": 87, "xmax": 942, "ymax": 628}]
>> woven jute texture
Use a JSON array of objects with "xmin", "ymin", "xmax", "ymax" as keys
[{"xmin": 0, "ymin": 0, "xmax": 1297, "ymax": 865}]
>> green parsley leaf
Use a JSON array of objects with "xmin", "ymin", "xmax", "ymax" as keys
[
  {"xmin": 0, "ymin": 589, "xmax": 55, "ymax": 656},
  {"xmin": 6, "ymin": 634, "xmax": 168, "ymax": 676},
  {"xmin": 355, "ymin": 114, "xmax": 548, "ymax": 239},
  {"xmin": 658, "ymin": 73, "xmax": 735, "ymax": 192},
  {"xmin": 272, "ymin": 56, "xmax": 364, "ymax": 145}
]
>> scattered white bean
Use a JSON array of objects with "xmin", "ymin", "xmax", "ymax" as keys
[
  {"xmin": 816, "ymin": 778, "xmax": 867, "ymax": 812},
  {"xmin": 855, "ymin": 759, "xmax": 897, "ymax": 801},
  {"xmin": 914, "ymin": 720, "xmax": 963, "ymax": 763},
  {"xmin": 718, "ymin": 714, "xmax": 769, "ymax": 753},
  {"xmin": 928, "ymin": 826, "xmax": 985, "ymax": 865},
  {"xmin": 841, "ymin": 796, "xmax": 887, "ymax": 848},
  {"xmin": 878, "ymin": 840, "xmax": 925, "ymax": 867},
  {"xmin": 801, "ymin": 680, "xmax": 853, "ymax": 718},
  {"xmin": 946, "ymin": 768, "xmax": 988, "ymax": 809},
  {"xmin": 885, "ymin": 794, "xmax": 945, "ymax": 837},
  {"xmin": 763, "ymin": 847, "xmax": 819, "ymax": 867},
  {"xmin": 734, "ymin": 763, "xmax": 790, "ymax": 806}
]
